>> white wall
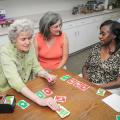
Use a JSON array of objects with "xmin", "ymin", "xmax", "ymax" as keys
[{"xmin": 0, "ymin": 0, "xmax": 87, "ymax": 18}]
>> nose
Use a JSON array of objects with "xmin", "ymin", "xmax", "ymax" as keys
[{"xmin": 25, "ymin": 39, "xmax": 31, "ymax": 45}]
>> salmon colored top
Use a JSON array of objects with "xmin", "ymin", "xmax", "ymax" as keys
[{"xmin": 35, "ymin": 32, "xmax": 65, "ymax": 70}]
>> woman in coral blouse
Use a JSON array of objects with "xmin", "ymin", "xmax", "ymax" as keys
[{"xmin": 34, "ymin": 12, "xmax": 69, "ymax": 71}]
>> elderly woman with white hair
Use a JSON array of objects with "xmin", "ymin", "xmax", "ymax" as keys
[{"xmin": 0, "ymin": 19, "xmax": 60, "ymax": 111}]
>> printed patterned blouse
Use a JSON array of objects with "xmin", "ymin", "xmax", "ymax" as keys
[{"xmin": 85, "ymin": 43, "xmax": 120, "ymax": 84}]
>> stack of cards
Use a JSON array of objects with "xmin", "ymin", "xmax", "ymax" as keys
[
  {"xmin": 17, "ymin": 100, "xmax": 29, "ymax": 109},
  {"xmin": 56, "ymin": 104, "xmax": 70, "ymax": 118},
  {"xmin": 96, "ymin": 88, "xmax": 106, "ymax": 96},
  {"xmin": 60, "ymin": 75, "xmax": 71, "ymax": 81}
]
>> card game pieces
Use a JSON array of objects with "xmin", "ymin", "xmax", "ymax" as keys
[
  {"xmin": 116, "ymin": 115, "xmax": 120, "ymax": 120},
  {"xmin": 42, "ymin": 87, "xmax": 53, "ymax": 96},
  {"xmin": 73, "ymin": 81, "xmax": 90, "ymax": 91},
  {"xmin": 5, "ymin": 96, "xmax": 15, "ymax": 105},
  {"xmin": 67, "ymin": 78, "xmax": 77, "ymax": 84},
  {"xmin": 67, "ymin": 78, "xmax": 90, "ymax": 91},
  {"xmin": 60, "ymin": 75, "xmax": 71, "ymax": 81},
  {"xmin": 36, "ymin": 91, "xmax": 46, "ymax": 99},
  {"xmin": 56, "ymin": 104, "xmax": 70, "ymax": 118},
  {"xmin": 54, "ymin": 96, "xmax": 67, "ymax": 103},
  {"xmin": 96, "ymin": 88, "xmax": 106, "ymax": 96},
  {"xmin": 17, "ymin": 100, "xmax": 29, "ymax": 109}
]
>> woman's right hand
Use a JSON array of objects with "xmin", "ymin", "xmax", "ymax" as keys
[{"xmin": 40, "ymin": 97, "xmax": 60, "ymax": 111}]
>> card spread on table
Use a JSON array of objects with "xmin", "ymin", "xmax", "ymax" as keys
[
  {"xmin": 102, "ymin": 94, "xmax": 120, "ymax": 112},
  {"xmin": 17, "ymin": 100, "xmax": 29, "ymax": 109},
  {"xmin": 67, "ymin": 78, "xmax": 76, "ymax": 84},
  {"xmin": 96, "ymin": 88, "xmax": 106, "ymax": 96},
  {"xmin": 42, "ymin": 87, "xmax": 53, "ymax": 96},
  {"xmin": 67, "ymin": 78, "xmax": 90, "ymax": 91},
  {"xmin": 60, "ymin": 75, "xmax": 71, "ymax": 81},
  {"xmin": 54, "ymin": 96, "xmax": 67, "ymax": 103},
  {"xmin": 116, "ymin": 115, "xmax": 120, "ymax": 120},
  {"xmin": 56, "ymin": 104, "xmax": 70, "ymax": 118},
  {"xmin": 36, "ymin": 91, "xmax": 46, "ymax": 99}
]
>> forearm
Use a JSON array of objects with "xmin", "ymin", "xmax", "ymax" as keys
[
  {"xmin": 20, "ymin": 86, "xmax": 46, "ymax": 106},
  {"xmin": 82, "ymin": 65, "xmax": 89, "ymax": 80},
  {"xmin": 101, "ymin": 79, "xmax": 120, "ymax": 89},
  {"xmin": 57, "ymin": 58, "xmax": 67, "ymax": 69}
]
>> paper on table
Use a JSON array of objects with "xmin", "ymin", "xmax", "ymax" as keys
[{"xmin": 102, "ymin": 94, "xmax": 120, "ymax": 112}]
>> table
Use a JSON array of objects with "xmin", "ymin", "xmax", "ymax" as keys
[{"xmin": 0, "ymin": 69, "xmax": 120, "ymax": 120}]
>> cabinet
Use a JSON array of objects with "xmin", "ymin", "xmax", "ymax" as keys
[
  {"xmin": 63, "ymin": 10, "xmax": 120, "ymax": 54},
  {"xmin": 63, "ymin": 17, "xmax": 99, "ymax": 54}
]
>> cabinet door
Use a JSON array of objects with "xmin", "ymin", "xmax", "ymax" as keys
[
  {"xmin": 77, "ymin": 22, "xmax": 98, "ymax": 50},
  {"xmin": 63, "ymin": 28, "xmax": 78, "ymax": 54}
]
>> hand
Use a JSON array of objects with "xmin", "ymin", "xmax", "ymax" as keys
[
  {"xmin": 47, "ymin": 74, "xmax": 57, "ymax": 85},
  {"xmin": 43, "ymin": 97, "xmax": 60, "ymax": 111}
]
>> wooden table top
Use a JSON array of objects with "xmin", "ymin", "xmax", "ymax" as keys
[{"xmin": 0, "ymin": 69, "xmax": 120, "ymax": 120}]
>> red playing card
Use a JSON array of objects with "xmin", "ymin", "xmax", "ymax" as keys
[
  {"xmin": 42, "ymin": 87, "xmax": 53, "ymax": 96},
  {"xmin": 77, "ymin": 82, "xmax": 90, "ymax": 91},
  {"xmin": 66, "ymin": 78, "xmax": 77, "ymax": 85},
  {"xmin": 54, "ymin": 96, "xmax": 67, "ymax": 103}
]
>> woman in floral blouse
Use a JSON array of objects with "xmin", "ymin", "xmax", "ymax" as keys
[{"xmin": 82, "ymin": 20, "xmax": 120, "ymax": 95}]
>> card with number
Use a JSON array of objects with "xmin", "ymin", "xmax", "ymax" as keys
[
  {"xmin": 42, "ymin": 87, "xmax": 53, "ymax": 96},
  {"xmin": 60, "ymin": 75, "xmax": 71, "ymax": 81},
  {"xmin": 96, "ymin": 88, "xmax": 106, "ymax": 96},
  {"xmin": 56, "ymin": 104, "xmax": 70, "ymax": 118},
  {"xmin": 35, "ymin": 91, "xmax": 46, "ymax": 99},
  {"xmin": 54, "ymin": 96, "xmax": 67, "ymax": 103},
  {"xmin": 116, "ymin": 115, "xmax": 120, "ymax": 120},
  {"xmin": 17, "ymin": 100, "xmax": 29, "ymax": 109}
]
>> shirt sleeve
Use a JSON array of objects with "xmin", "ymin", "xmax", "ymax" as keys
[{"xmin": 0, "ymin": 49, "xmax": 26, "ymax": 92}]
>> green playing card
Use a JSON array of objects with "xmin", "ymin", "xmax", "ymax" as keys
[
  {"xmin": 56, "ymin": 104, "xmax": 70, "ymax": 118},
  {"xmin": 116, "ymin": 115, "xmax": 120, "ymax": 120},
  {"xmin": 35, "ymin": 91, "xmax": 46, "ymax": 99},
  {"xmin": 5, "ymin": 96, "xmax": 14, "ymax": 105},
  {"xmin": 96, "ymin": 88, "xmax": 106, "ymax": 96},
  {"xmin": 17, "ymin": 100, "xmax": 29, "ymax": 109},
  {"xmin": 60, "ymin": 75, "xmax": 71, "ymax": 81}
]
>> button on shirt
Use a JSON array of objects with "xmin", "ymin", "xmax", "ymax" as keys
[{"xmin": 0, "ymin": 42, "xmax": 42, "ymax": 92}]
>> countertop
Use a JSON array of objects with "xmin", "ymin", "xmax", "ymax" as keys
[{"xmin": 0, "ymin": 8, "xmax": 120, "ymax": 36}]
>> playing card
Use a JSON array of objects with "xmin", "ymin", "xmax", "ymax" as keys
[
  {"xmin": 60, "ymin": 75, "xmax": 71, "ymax": 81},
  {"xmin": 17, "ymin": 100, "xmax": 29, "ymax": 109},
  {"xmin": 66, "ymin": 78, "xmax": 77, "ymax": 84},
  {"xmin": 96, "ymin": 88, "xmax": 106, "ymax": 96},
  {"xmin": 116, "ymin": 115, "xmax": 120, "ymax": 120},
  {"xmin": 54, "ymin": 96, "xmax": 67, "ymax": 103},
  {"xmin": 5, "ymin": 96, "xmax": 15, "ymax": 105},
  {"xmin": 74, "ymin": 81, "xmax": 90, "ymax": 91},
  {"xmin": 42, "ymin": 87, "xmax": 53, "ymax": 96},
  {"xmin": 56, "ymin": 104, "xmax": 70, "ymax": 118},
  {"xmin": 35, "ymin": 91, "xmax": 46, "ymax": 99}
]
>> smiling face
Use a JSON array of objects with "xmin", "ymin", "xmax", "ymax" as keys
[
  {"xmin": 49, "ymin": 20, "xmax": 62, "ymax": 36},
  {"xmin": 99, "ymin": 25, "xmax": 114, "ymax": 46},
  {"xmin": 15, "ymin": 32, "xmax": 32, "ymax": 52}
]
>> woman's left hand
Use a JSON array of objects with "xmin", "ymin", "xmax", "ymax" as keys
[{"xmin": 47, "ymin": 74, "xmax": 57, "ymax": 85}]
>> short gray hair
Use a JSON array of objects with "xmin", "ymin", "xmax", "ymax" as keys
[
  {"xmin": 39, "ymin": 11, "xmax": 62, "ymax": 39},
  {"xmin": 8, "ymin": 19, "xmax": 34, "ymax": 43}
]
